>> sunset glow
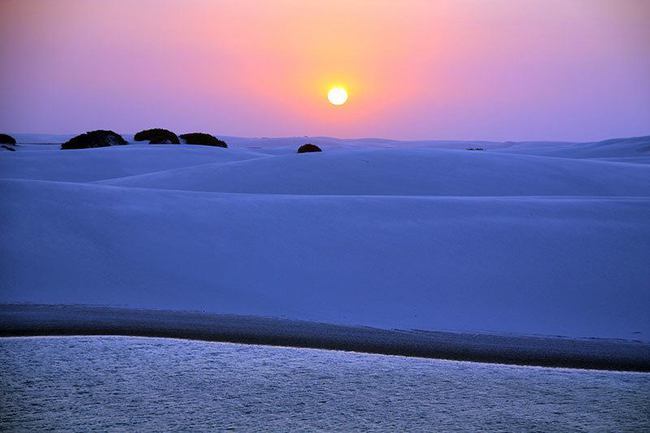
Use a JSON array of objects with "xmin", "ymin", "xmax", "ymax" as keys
[{"xmin": 0, "ymin": 0, "xmax": 648, "ymax": 140}]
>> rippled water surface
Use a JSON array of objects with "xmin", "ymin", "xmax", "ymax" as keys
[{"xmin": 1, "ymin": 337, "xmax": 649, "ymax": 432}]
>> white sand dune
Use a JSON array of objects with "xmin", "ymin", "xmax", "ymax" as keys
[
  {"xmin": 0, "ymin": 144, "xmax": 264, "ymax": 182},
  {"xmin": 100, "ymin": 147, "xmax": 650, "ymax": 196},
  {"xmin": 494, "ymin": 135, "xmax": 650, "ymax": 159},
  {"xmin": 0, "ymin": 134, "xmax": 649, "ymax": 342}
]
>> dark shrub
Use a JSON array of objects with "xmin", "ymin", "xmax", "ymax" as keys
[
  {"xmin": 179, "ymin": 133, "xmax": 227, "ymax": 148},
  {"xmin": 61, "ymin": 130, "xmax": 127, "ymax": 150},
  {"xmin": 297, "ymin": 143, "xmax": 322, "ymax": 153},
  {"xmin": 134, "ymin": 128, "xmax": 180, "ymax": 144},
  {"xmin": 0, "ymin": 133, "xmax": 16, "ymax": 145},
  {"xmin": 150, "ymin": 136, "xmax": 176, "ymax": 144}
]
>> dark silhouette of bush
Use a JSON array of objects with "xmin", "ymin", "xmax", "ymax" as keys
[
  {"xmin": 179, "ymin": 133, "xmax": 227, "ymax": 148},
  {"xmin": 297, "ymin": 143, "xmax": 322, "ymax": 153},
  {"xmin": 465, "ymin": 147, "xmax": 484, "ymax": 151},
  {"xmin": 61, "ymin": 130, "xmax": 127, "ymax": 150},
  {"xmin": 0, "ymin": 133, "xmax": 16, "ymax": 145},
  {"xmin": 134, "ymin": 128, "xmax": 180, "ymax": 144}
]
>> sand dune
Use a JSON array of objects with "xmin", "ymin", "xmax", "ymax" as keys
[
  {"xmin": 1, "ymin": 134, "xmax": 649, "ymax": 345},
  {"xmin": 0, "ymin": 144, "xmax": 264, "ymax": 182},
  {"xmin": 100, "ymin": 147, "xmax": 650, "ymax": 196}
]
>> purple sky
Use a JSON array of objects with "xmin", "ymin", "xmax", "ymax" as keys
[{"xmin": 1, "ymin": 0, "xmax": 649, "ymax": 141}]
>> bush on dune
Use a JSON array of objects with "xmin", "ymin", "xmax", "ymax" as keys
[
  {"xmin": 0, "ymin": 133, "xmax": 16, "ymax": 145},
  {"xmin": 134, "ymin": 128, "xmax": 180, "ymax": 144},
  {"xmin": 179, "ymin": 133, "xmax": 228, "ymax": 148},
  {"xmin": 297, "ymin": 143, "xmax": 322, "ymax": 153},
  {"xmin": 61, "ymin": 130, "xmax": 127, "ymax": 150}
]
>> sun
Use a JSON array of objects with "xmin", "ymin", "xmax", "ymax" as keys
[{"xmin": 327, "ymin": 86, "xmax": 348, "ymax": 106}]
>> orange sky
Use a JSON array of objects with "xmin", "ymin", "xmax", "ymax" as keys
[{"xmin": 1, "ymin": 0, "xmax": 649, "ymax": 140}]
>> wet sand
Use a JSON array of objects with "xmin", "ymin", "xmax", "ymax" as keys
[{"xmin": 1, "ymin": 304, "xmax": 648, "ymax": 372}]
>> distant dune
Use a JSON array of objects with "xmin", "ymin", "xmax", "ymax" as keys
[{"xmin": 100, "ymin": 147, "xmax": 650, "ymax": 196}]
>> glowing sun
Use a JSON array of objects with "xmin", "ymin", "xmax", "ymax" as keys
[{"xmin": 327, "ymin": 86, "xmax": 348, "ymax": 106}]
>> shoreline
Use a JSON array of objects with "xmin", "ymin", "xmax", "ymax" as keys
[{"xmin": 1, "ymin": 304, "xmax": 649, "ymax": 372}]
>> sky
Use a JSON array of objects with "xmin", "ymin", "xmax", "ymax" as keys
[{"xmin": 0, "ymin": 0, "xmax": 649, "ymax": 141}]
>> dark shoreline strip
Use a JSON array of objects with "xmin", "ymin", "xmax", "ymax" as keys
[{"xmin": 1, "ymin": 304, "xmax": 649, "ymax": 372}]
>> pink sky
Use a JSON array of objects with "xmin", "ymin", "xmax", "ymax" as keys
[{"xmin": 1, "ymin": 0, "xmax": 649, "ymax": 141}]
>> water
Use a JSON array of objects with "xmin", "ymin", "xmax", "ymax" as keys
[{"xmin": 1, "ymin": 337, "xmax": 648, "ymax": 432}]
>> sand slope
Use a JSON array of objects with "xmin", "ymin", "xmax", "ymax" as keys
[
  {"xmin": 1, "ymin": 135, "xmax": 649, "ymax": 342},
  {"xmin": 100, "ymin": 147, "xmax": 650, "ymax": 196}
]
